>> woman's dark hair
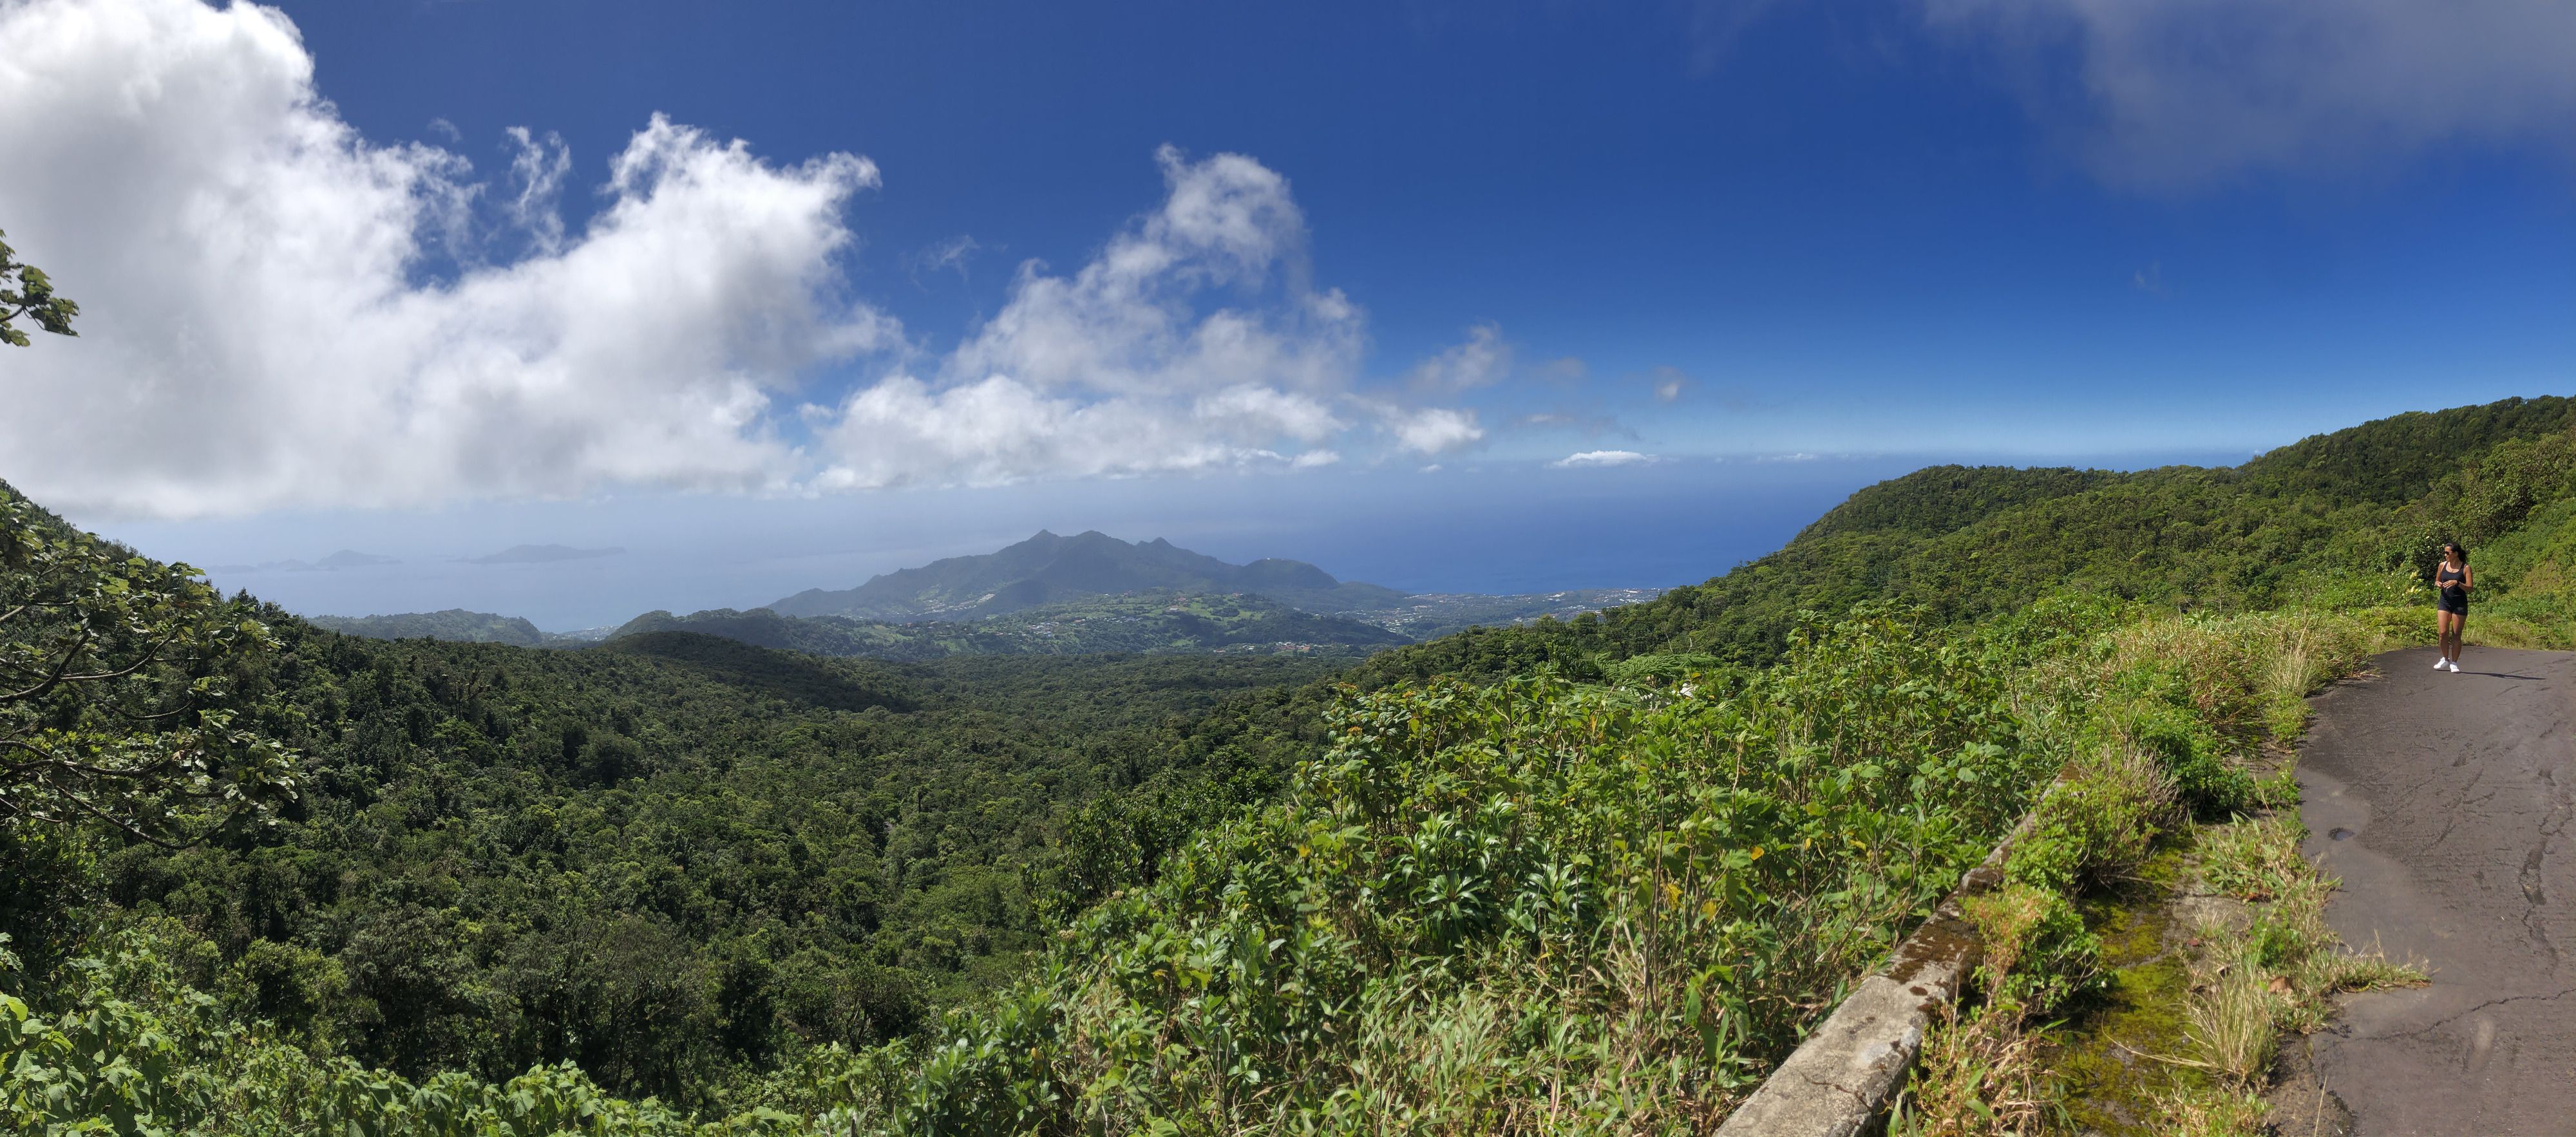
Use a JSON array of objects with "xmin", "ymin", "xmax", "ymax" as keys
[{"xmin": 2443, "ymin": 541, "xmax": 2467, "ymax": 558}]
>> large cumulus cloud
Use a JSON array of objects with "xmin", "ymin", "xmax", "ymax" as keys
[{"xmin": 0, "ymin": 0, "xmax": 1479, "ymax": 519}]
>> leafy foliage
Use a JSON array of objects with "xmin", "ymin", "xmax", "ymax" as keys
[
  {"xmin": 0, "ymin": 229, "xmax": 78, "ymax": 348},
  {"xmin": 0, "ymin": 493, "xmax": 298, "ymax": 849}
]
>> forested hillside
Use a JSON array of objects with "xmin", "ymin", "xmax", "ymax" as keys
[
  {"xmin": 10, "ymin": 617, "xmax": 1354, "ymax": 1109},
  {"xmin": 1383, "ymin": 396, "xmax": 2576, "ymax": 680},
  {"xmin": 10, "ymin": 397, "xmax": 2576, "ymax": 1132},
  {"xmin": 307, "ymin": 608, "xmax": 558, "ymax": 647}
]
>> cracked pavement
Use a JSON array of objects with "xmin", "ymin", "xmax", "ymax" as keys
[{"xmin": 2298, "ymin": 646, "xmax": 2576, "ymax": 1136}]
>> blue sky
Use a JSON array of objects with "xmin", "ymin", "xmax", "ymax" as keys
[
  {"xmin": 1, "ymin": 0, "xmax": 2569, "ymax": 627},
  {"xmin": 260, "ymin": 0, "xmax": 2569, "ymax": 449}
]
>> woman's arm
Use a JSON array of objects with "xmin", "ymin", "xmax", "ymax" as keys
[{"xmin": 2462, "ymin": 565, "xmax": 2474, "ymax": 593}]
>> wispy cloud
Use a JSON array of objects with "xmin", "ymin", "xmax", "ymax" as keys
[
  {"xmin": 502, "ymin": 127, "xmax": 571, "ymax": 256},
  {"xmin": 1684, "ymin": 0, "xmax": 1788, "ymax": 75},
  {"xmin": 1519, "ymin": 409, "xmax": 1634, "ymax": 440},
  {"xmin": 1927, "ymin": 0, "xmax": 2576, "ymax": 191},
  {"xmin": 1406, "ymin": 323, "xmax": 1512, "ymax": 393},
  {"xmin": 1651, "ymin": 365, "xmax": 1691, "ymax": 403},
  {"xmin": 1539, "ymin": 357, "xmax": 1587, "ymax": 386},
  {"xmin": 911, "ymin": 234, "xmax": 987, "ymax": 285}
]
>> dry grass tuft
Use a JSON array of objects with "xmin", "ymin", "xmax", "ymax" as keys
[
  {"xmin": 2149, "ymin": 1084, "xmax": 2271, "ymax": 1136},
  {"xmin": 2184, "ymin": 930, "xmax": 2279, "ymax": 1088},
  {"xmin": 1888, "ymin": 1002, "xmax": 2058, "ymax": 1137}
]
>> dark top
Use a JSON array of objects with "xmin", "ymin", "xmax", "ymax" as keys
[{"xmin": 2437, "ymin": 564, "xmax": 2469, "ymax": 611}]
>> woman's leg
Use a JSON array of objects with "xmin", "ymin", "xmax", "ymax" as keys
[{"xmin": 2438, "ymin": 610, "xmax": 2461, "ymax": 661}]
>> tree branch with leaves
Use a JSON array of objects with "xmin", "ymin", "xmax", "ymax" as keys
[
  {"xmin": 0, "ymin": 229, "xmax": 78, "ymax": 348},
  {"xmin": 1, "ymin": 495, "xmax": 298, "ymax": 848}
]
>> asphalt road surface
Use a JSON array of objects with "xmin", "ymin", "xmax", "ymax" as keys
[{"xmin": 2298, "ymin": 646, "xmax": 2576, "ymax": 1136}]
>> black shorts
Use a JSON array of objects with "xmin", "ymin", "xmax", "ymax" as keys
[{"xmin": 2438, "ymin": 596, "xmax": 2468, "ymax": 615}]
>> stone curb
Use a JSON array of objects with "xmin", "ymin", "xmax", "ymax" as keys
[{"xmin": 1712, "ymin": 793, "xmax": 2055, "ymax": 1136}]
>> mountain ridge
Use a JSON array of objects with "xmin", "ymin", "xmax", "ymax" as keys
[
  {"xmin": 305, "ymin": 608, "xmax": 555, "ymax": 646},
  {"xmin": 767, "ymin": 529, "xmax": 1409, "ymax": 619}
]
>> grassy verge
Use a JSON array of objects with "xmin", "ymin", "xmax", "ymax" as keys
[{"xmin": 1889, "ymin": 605, "xmax": 2430, "ymax": 1135}]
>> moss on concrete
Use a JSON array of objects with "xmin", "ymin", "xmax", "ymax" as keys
[{"xmin": 2050, "ymin": 841, "xmax": 2215, "ymax": 1136}]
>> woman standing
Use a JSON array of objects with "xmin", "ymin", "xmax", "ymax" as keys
[{"xmin": 2434, "ymin": 541, "xmax": 2473, "ymax": 672}]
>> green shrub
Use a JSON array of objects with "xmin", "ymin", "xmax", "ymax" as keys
[
  {"xmin": 1598, "ymin": 652, "xmax": 1735, "ymax": 688},
  {"xmin": 1962, "ymin": 883, "xmax": 2102, "ymax": 1013},
  {"xmin": 2004, "ymin": 747, "xmax": 2181, "ymax": 895},
  {"xmin": 2351, "ymin": 604, "xmax": 2436, "ymax": 647}
]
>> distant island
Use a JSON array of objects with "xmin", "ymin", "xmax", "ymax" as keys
[
  {"xmin": 207, "ymin": 549, "xmax": 395, "ymax": 573},
  {"xmin": 767, "ymin": 529, "xmax": 1408, "ymax": 620},
  {"xmin": 469, "ymin": 544, "xmax": 625, "ymax": 564},
  {"xmin": 301, "ymin": 532, "xmax": 1669, "ymax": 654}
]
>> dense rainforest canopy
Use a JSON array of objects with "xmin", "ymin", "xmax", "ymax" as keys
[{"xmin": 10, "ymin": 396, "xmax": 2576, "ymax": 1131}]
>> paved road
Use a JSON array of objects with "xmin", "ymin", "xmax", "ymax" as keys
[{"xmin": 2298, "ymin": 646, "xmax": 2576, "ymax": 1136}]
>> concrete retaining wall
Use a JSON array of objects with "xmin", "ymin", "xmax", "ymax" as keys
[{"xmin": 1712, "ymin": 798, "xmax": 2050, "ymax": 1135}]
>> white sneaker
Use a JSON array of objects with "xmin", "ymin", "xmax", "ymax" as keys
[
  {"xmin": 2436, "ymin": 657, "xmax": 2451, "ymax": 670},
  {"xmin": 2447, "ymin": 659, "xmax": 2461, "ymax": 672}
]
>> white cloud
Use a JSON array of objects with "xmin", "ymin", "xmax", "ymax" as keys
[
  {"xmin": 1406, "ymin": 323, "xmax": 1511, "ymax": 393},
  {"xmin": 1549, "ymin": 450, "xmax": 1656, "ymax": 469},
  {"xmin": 1927, "ymin": 0, "xmax": 2576, "ymax": 190},
  {"xmin": 936, "ymin": 147, "xmax": 1359, "ymax": 402},
  {"xmin": 0, "ymin": 1, "xmax": 1474, "ymax": 518},
  {"xmin": 1380, "ymin": 406, "xmax": 1486, "ymax": 455},
  {"xmin": 0, "ymin": 0, "xmax": 889, "ymax": 518},
  {"xmin": 810, "ymin": 143, "xmax": 1491, "ymax": 487},
  {"xmin": 810, "ymin": 146, "xmax": 1442, "ymax": 487}
]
